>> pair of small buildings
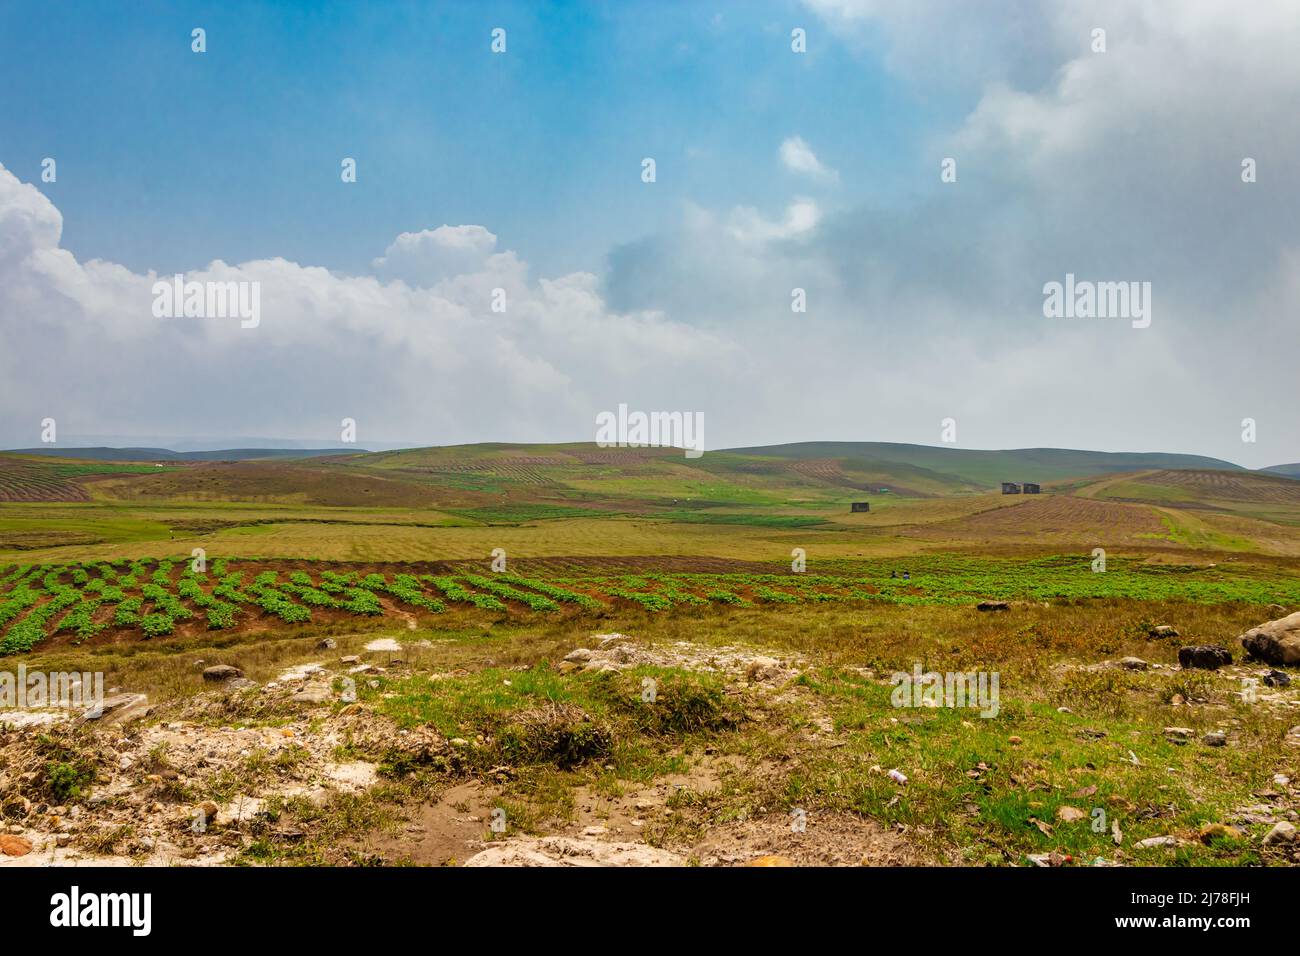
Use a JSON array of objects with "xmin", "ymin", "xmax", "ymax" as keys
[{"xmin": 1001, "ymin": 482, "xmax": 1041, "ymax": 495}]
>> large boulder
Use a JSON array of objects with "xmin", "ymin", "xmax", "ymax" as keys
[
  {"xmin": 1240, "ymin": 611, "xmax": 1300, "ymax": 667},
  {"xmin": 202, "ymin": 664, "xmax": 243, "ymax": 683},
  {"xmin": 81, "ymin": 692, "xmax": 149, "ymax": 724},
  {"xmin": 1178, "ymin": 645, "xmax": 1232, "ymax": 670}
]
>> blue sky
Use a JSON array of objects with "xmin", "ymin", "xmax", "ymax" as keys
[
  {"xmin": 1, "ymin": 1, "xmax": 1297, "ymax": 466},
  {"xmin": 1, "ymin": 1, "xmax": 940, "ymax": 279}
]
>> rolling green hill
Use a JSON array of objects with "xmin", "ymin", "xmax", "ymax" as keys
[
  {"xmin": 0, "ymin": 441, "xmax": 1276, "ymax": 514},
  {"xmin": 722, "ymin": 441, "xmax": 1245, "ymax": 488}
]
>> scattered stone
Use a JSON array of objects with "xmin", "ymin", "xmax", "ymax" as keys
[
  {"xmin": 1056, "ymin": 806, "xmax": 1087, "ymax": 823},
  {"xmin": 1118, "ymin": 657, "xmax": 1149, "ymax": 671},
  {"xmin": 1178, "ymin": 645, "xmax": 1232, "ymax": 670},
  {"xmin": 1264, "ymin": 821, "xmax": 1297, "ymax": 846},
  {"xmin": 0, "ymin": 834, "xmax": 32, "ymax": 857},
  {"xmin": 977, "ymin": 601, "xmax": 1010, "ymax": 612},
  {"xmin": 1273, "ymin": 774, "xmax": 1291, "ymax": 788},
  {"xmin": 1135, "ymin": 836, "xmax": 1179, "ymax": 849},
  {"xmin": 277, "ymin": 663, "xmax": 323, "ymax": 683},
  {"xmin": 1202, "ymin": 731, "xmax": 1227, "ymax": 747},
  {"xmin": 215, "ymin": 796, "xmax": 266, "ymax": 828},
  {"xmin": 364, "ymin": 638, "xmax": 403, "ymax": 653},
  {"xmin": 744, "ymin": 656, "xmax": 794, "ymax": 684},
  {"xmin": 1230, "ymin": 807, "xmax": 1278, "ymax": 826},
  {"xmin": 1008, "ymin": 736, "xmax": 1023, "ymax": 746},
  {"xmin": 0, "ymin": 710, "xmax": 70, "ymax": 729},
  {"xmin": 1240, "ymin": 611, "xmax": 1300, "ymax": 666},
  {"xmin": 316, "ymin": 638, "xmax": 337, "ymax": 650},
  {"xmin": 202, "ymin": 665, "xmax": 243, "ymax": 683},
  {"xmin": 290, "ymin": 684, "xmax": 333, "ymax": 705},
  {"xmin": 1164, "ymin": 726, "xmax": 1194, "ymax": 743},
  {"xmin": 340, "ymin": 655, "xmax": 360, "ymax": 664},
  {"xmin": 1263, "ymin": 670, "xmax": 1292, "ymax": 688},
  {"xmin": 463, "ymin": 836, "xmax": 685, "ymax": 867},
  {"xmin": 1148, "ymin": 625, "xmax": 1180, "ymax": 639}
]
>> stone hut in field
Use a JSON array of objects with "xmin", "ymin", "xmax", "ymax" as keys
[
  {"xmin": 1023, "ymin": 482, "xmax": 1041, "ymax": 494},
  {"xmin": 1000, "ymin": 482, "xmax": 1021, "ymax": 495},
  {"xmin": 850, "ymin": 501, "xmax": 870, "ymax": 513}
]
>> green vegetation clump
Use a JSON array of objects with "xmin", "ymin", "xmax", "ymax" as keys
[
  {"xmin": 498, "ymin": 573, "xmax": 603, "ymax": 610},
  {"xmin": 463, "ymin": 574, "xmax": 560, "ymax": 612},
  {"xmin": 367, "ymin": 664, "xmax": 742, "ymax": 777},
  {"xmin": 140, "ymin": 612, "xmax": 175, "ymax": 638},
  {"xmin": 424, "ymin": 575, "xmax": 506, "ymax": 611}
]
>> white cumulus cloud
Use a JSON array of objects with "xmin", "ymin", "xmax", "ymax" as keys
[{"xmin": 779, "ymin": 136, "xmax": 839, "ymax": 183}]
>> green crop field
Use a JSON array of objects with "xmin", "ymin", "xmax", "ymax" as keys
[{"xmin": 6, "ymin": 552, "xmax": 1299, "ymax": 656}]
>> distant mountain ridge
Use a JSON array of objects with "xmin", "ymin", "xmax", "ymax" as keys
[
  {"xmin": 3, "ymin": 441, "xmax": 1293, "ymax": 490},
  {"xmin": 4, "ymin": 447, "xmax": 364, "ymax": 462},
  {"xmin": 720, "ymin": 441, "xmax": 1249, "ymax": 487}
]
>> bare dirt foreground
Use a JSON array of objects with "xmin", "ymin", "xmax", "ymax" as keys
[
  {"xmin": 4, "ymin": 605, "xmax": 1300, "ymax": 869},
  {"xmin": 0, "ymin": 631, "xmax": 922, "ymax": 868}
]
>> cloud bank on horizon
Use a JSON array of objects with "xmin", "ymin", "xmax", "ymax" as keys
[{"xmin": 0, "ymin": 0, "xmax": 1297, "ymax": 468}]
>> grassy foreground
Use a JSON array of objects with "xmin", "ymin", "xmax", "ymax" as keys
[{"xmin": 5, "ymin": 592, "xmax": 1297, "ymax": 867}]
